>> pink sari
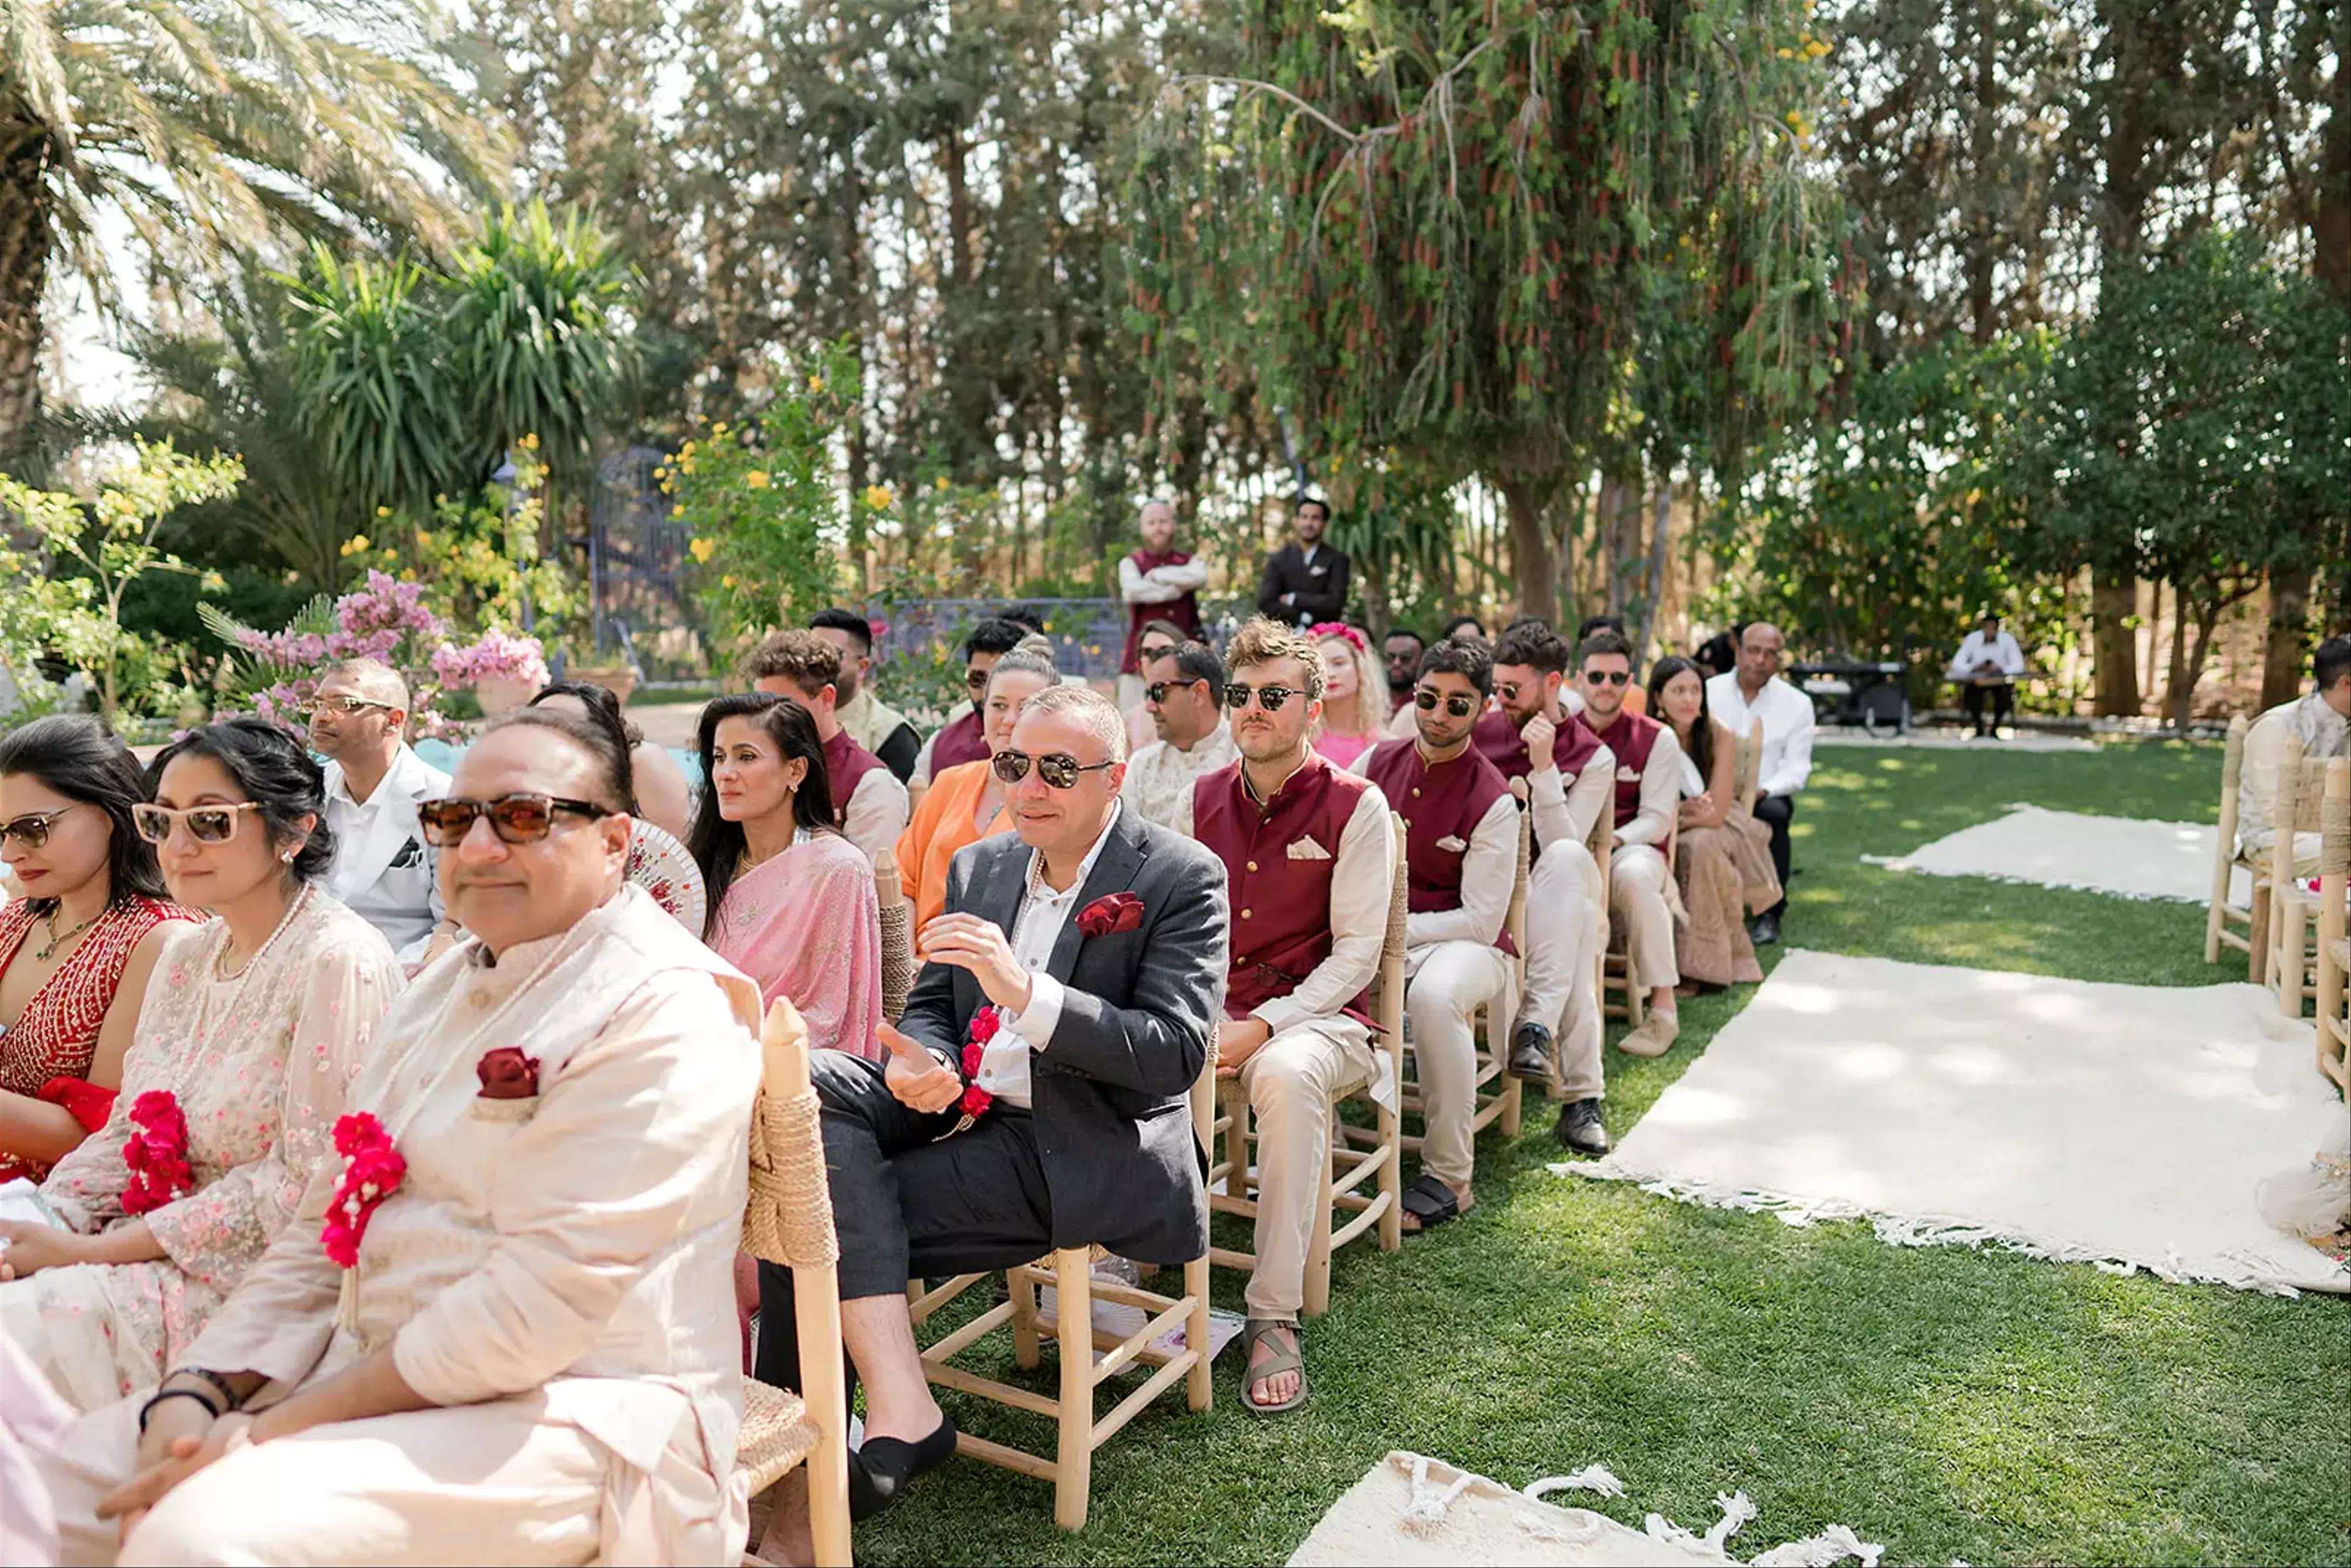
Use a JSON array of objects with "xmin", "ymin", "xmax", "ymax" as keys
[{"xmin": 709, "ymin": 831, "xmax": 883, "ymax": 1061}]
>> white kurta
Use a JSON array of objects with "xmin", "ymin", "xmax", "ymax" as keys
[
  {"xmin": 33, "ymin": 885, "xmax": 764, "ymax": 1567},
  {"xmin": 1124, "ymin": 724, "xmax": 1240, "ymax": 834}
]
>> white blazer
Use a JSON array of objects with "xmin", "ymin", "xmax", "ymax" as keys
[{"xmin": 321, "ymin": 746, "xmax": 451, "ymax": 955}]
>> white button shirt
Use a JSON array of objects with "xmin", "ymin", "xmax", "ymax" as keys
[
  {"xmin": 973, "ymin": 803, "xmax": 1125, "ymax": 1108},
  {"xmin": 1947, "ymin": 629, "xmax": 2025, "ymax": 679},
  {"xmin": 1705, "ymin": 672, "xmax": 1816, "ymax": 798}
]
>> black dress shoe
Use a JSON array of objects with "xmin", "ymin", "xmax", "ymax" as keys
[
  {"xmin": 847, "ymin": 1415, "xmax": 959, "ymax": 1520},
  {"xmin": 1751, "ymin": 910, "xmax": 1781, "ymax": 947},
  {"xmin": 1506, "ymin": 1021, "xmax": 1553, "ymax": 1081},
  {"xmin": 1554, "ymin": 1098, "xmax": 1611, "ymax": 1156}
]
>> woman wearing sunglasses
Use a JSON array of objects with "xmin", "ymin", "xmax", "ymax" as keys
[
  {"xmin": 0, "ymin": 719, "xmax": 402, "ymax": 1411},
  {"xmin": 689, "ymin": 692, "xmax": 882, "ymax": 1062},
  {"xmin": 0, "ymin": 716, "xmax": 198, "ymax": 1185},
  {"xmin": 893, "ymin": 645, "xmax": 1059, "ymax": 930}
]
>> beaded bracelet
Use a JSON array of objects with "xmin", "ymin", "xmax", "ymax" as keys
[{"xmin": 137, "ymin": 1387, "xmax": 223, "ymax": 1433}]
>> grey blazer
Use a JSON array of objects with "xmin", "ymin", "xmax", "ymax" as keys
[{"xmin": 901, "ymin": 806, "xmax": 1229, "ymax": 1264}]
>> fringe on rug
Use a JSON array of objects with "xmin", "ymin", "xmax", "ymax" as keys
[{"xmin": 1548, "ymin": 1167, "xmax": 2322, "ymax": 1299}]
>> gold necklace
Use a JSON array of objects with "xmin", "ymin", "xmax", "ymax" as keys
[{"xmin": 33, "ymin": 907, "xmax": 100, "ymax": 963}]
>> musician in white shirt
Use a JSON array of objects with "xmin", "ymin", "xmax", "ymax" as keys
[
  {"xmin": 1703, "ymin": 623, "xmax": 1813, "ymax": 947},
  {"xmin": 1946, "ymin": 613, "xmax": 2027, "ymax": 738}
]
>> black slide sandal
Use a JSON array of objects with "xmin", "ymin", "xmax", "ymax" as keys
[{"xmin": 1400, "ymin": 1173, "xmax": 1461, "ymax": 1233}]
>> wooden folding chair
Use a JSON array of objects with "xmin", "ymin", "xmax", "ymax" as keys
[
  {"xmin": 1602, "ymin": 815, "xmax": 1675, "ymax": 1027},
  {"xmin": 735, "ymin": 999, "xmax": 852, "ymax": 1567},
  {"xmin": 2265, "ymin": 740, "xmax": 2329, "ymax": 1012},
  {"xmin": 1735, "ymin": 718, "xmax": 1764, "ymax": 815},
  {"xmin": 1357, "ymin": 805, "xmax": 1528, "ymax": 1164},
  {"xmin": 907, "ymin": 775, "xmax": 931, "ymax": 821},
  {"xmin": 1208, "ymin": 814, "xmax": 1408, "ymax": 1318},
  {"xmin": 874, "ymin": 847, "xmax": 915, "ymax": 1025},
  {"xmin": 2314, "ymin": 759, "xmax": 2349, "ymax": 1093},
  {"xmin": 904, "ymin": 1054, "xmax": 1217, "ymax": 1531},
  {"xmin": 2207, "ymin": 716, "xmax": 2259, "ymax": 967}
]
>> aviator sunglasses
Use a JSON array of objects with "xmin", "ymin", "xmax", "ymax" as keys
[
  {"xmin": 991, "ymin": 750, "xmax": 1117, "ymax": 790},
  {"xmin": 418, "ymin": 793, "xmax": 607, "ymax": 846}
]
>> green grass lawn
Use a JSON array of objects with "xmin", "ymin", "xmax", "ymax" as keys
[{"xmin": 854, "ymin": 739, "xmax": 2350, "ymax": 1566}]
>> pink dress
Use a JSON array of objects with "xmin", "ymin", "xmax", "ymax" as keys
[
  {"xmin": 1314, "ymin": 732, "xmax": 1376, "ymax": 770},
  {"xmin": 710, "ymin": 831, "xmax": 884, "ymax": 1060}
]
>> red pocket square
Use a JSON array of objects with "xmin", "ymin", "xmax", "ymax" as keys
[
  {"xmin": 1076, "ymin": 892, "xmax": 1145, "ymax": 937},
  {"xmin": 476, "ymin": 1047, "xmax": 541, "ymax": 1100}
]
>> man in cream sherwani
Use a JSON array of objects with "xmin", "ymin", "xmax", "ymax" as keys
[{"xmin": 30, "ymin": 707, "xmax": 763, "ymax": 1567}]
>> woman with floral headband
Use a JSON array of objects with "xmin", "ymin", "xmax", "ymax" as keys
[
  {"xmin": 1308, "ymin": 622, "xmax": 1387, "ymax": 769},
  {"xmin": 0, "ymin": 720, "xmax": 400, "ymax": 1412}
]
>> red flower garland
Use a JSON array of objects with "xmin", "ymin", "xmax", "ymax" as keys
[
  {"xmin": 119, "ymin": 1090, "xmax": 193, "ymax": 1215},
  {"xmin": 321, "ymin": 1113, "xmax": 406, "ymax": 1268},
  {"xmin": 958, "ymin": 1005, "xmax": 1003, "ymax": 1120}
]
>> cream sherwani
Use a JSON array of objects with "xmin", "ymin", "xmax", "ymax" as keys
[
  {"xmin": 1125, "ymin": 723, "xmax": 1241, "ymax": 834},
  {"xmin": 34, "ymin": 884, "xmax": 763, "ymax": 1568}
]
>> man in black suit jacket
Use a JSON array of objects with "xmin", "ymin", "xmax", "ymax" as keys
[
  {"xmin": 754, "ymin": 684, "xmax": 1228, "ymax": 1521},
  {"xmin": 1256, "ymin": 495, "xmax": 1351, "ymax": 626}
]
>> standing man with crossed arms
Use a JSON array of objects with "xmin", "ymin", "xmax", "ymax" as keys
[
  {"xmin": 1352, "ymin": 636, "xmax": 1520, "ymax": 1231},
  {"xmin": 1194, "ymin": 619, "xmax": 1394, "ymax": 1416},
  {"xmin": 1474, "ymin": 621, "xmax": 1613, "ymax": 1155},
  {"xmin": 1117, "ymin": 500, "xmax": 1209, "ymax": 714}
]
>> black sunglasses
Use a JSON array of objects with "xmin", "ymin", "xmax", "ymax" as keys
[
  {"xmin": 1145, "ymin": 678, "xmax": 1205, "ymax": 705},
  {"xmin": 418, "ymin": 793, "xmax": 609, "ymax": 846},
  {"xmin": 991, "ymin": 751, "xmax": 1118, "ymax": 790},
  {"xmin": 1, "ymin": 803, "xmax": 84, "ymax": 849},
  {"xmin": 965, "ymin": 667, "xmax": 993, "ymax": 692},
  {"xmin": 1414, "ymin": 689, "xmax": 1479, "ymax": 718},
  {"xmin": 1584, "ymin": 670, "xmax": 1632, "ymax": 688},
  {"xmin": 1225, "ymin": 683, "xmax": 1300, "ymax": 713}
]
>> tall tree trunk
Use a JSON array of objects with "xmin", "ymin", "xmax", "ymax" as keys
[
  {"xmin": 2260, "ymin": 562, "xmax": 2312, "ymax": 709},
  {"xmin": 1965, "ymin": 1, "xmax": 2001, "ymax": 344},
  {"xmin": 2093, "ymin": 569, "xmax": 2140, "ymax": 716},
  {"xmin": 1498, "ymin": 473, "xmax": 1559, "ymax": 623},
  {"xmin": 1632, "ymin": 478, "xmax": 1673, "ymax": 663},
  {"xmin": 2172, "ymin": 591, "xmax": 2225, "ymax": 730},
  {"xmin": 0, "ymin": 109, "xmax": 51, "ymax": 462}
]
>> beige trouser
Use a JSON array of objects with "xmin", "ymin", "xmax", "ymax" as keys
[
  {"xmin": 2242, "ymin": 828, "xmax": 2323, "ymax": 880},
  {"xmin": 1610, "ymin": 843, "xmax": 1679, "ymax": 992},
  {"xmin": 1404, "ymin": 942, "xmax": 1512, "ymax": 1189},
  {"xmin": 1236, "ymin": 1020, "xmax": 1374, "ymax": 1320},
  {"xmin": 39, "ymin": 1388, "xmax": 736, "ymax": 1567},
  {"xmin": 1519, "ymin": 841, "xmax": 1606, "ymax": 1100}
]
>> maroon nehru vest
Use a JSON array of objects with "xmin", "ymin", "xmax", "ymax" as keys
[
  {"xmin": 1120, "ymin": 549, "xmax": 1203, "ymax": 675},
  {"xmin": 1193, "ymin": 752, "xmax": 1373, "ymax": 1021},
  {"xmin": 1362, "ymin": 737, "xmax": 1516, "ymax": 956},
  {"xmin": 928, "ymin": 707, "xmax": 990, "ymax": 775},
  {"xmin": 1471, "ymin": 707, "xmax": 1605, "ymax": 787},
  {"xmin": 821, "ymin": 726, "xmax": 886, "ymax": 825},
  {"xmin": 1578, "ymin": 708, "xmax": 1663, "ymax": 830}
]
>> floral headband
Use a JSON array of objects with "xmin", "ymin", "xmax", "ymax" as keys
[{"xmin": 1310, "ymin": 622, "xmax": 1368, "ymax": 653}]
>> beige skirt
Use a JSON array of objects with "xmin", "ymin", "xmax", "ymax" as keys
[{"xmin": 1673, "ymin": 808, "xmax": 1783, "ymax": 988}]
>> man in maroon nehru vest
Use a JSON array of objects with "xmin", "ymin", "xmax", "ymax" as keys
[
  {"xmin": 1574, "ymin": 628, "xmax": 1686, "ymax": 1057},
  {"xmin": 1116, "ymin": 499, "xmax": 1207, "ymax": 711},
  {"xmin": 1193, "ymin": 619, "xmax": 1395, "ymax": 1416},
  {"xmin": 747, "ymin": 630, "xmax": 910, "ymax": 861},
  {"xmin": 1352, "ymin": 636, "xmax": 1520, "ymax": 1231},
  {"xmin": 1474, "ymin": 621, "xmax": 1613, "ymax": 1155},
  {"xmin": 913, "ymin": 618, "xmax": 1030, "ymax": 785}
]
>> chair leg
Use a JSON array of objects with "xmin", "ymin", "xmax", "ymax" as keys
[
  {"xmin": 1012, "ymin": 1261, "xmax": 1042, "ymax": 1369},
  {"xmin": 1497, "ymin": 1013, "xmax": 1524, "ymax": 1139},
  {"xmin": 2249, "ymin": 875, "xmax": 2273, "ymax": 984},
  {"xmin": 1376, "ymin": 1098, "xmax": 1402, "ymax": 1253},
  {"xmin": 1182, "ymin": 1253, "xmax": 1212, "ymax": 1411},
  {"xmin": 1052, "ymin": 1248, "xmax": 1093, "ymax": 1532}
]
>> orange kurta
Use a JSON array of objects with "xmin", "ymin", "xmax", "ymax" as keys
[{"xmin": 894, "ymin": 757, "xmax": 1015, "ymax": 929}]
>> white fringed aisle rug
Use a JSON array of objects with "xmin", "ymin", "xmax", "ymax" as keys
[
  {"xmin": 1559, "ymin": 951, "xmax": 2347, "ymax": 1296},
  {"xmin": 1288, "ymin": 1452, "xmax": 1884, "ymax": 1567},
  {"xmin": 1863, "ymin": 804, "xmax": 2248, "ymax": 904}
]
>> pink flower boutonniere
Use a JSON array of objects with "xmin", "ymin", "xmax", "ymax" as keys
[
  {"xmin": 322, "ymin": 1113, "xmax": 405, "ymax": 1268},
  {"xmin": 120, "ymin": 1090, "xmax": 193, "ymax": 1215},
  {"xmin": 474, "ymin": 1046, "xmax": 541, "ymax": 1100},
  {"xmin": 1076, "ymin": 891, "xmax": 1146, "ymax": 939}
]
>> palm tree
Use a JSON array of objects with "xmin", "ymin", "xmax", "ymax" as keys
[{"xmin": 0, "ymin": 0, "xmax": 508, "ymax": 458}]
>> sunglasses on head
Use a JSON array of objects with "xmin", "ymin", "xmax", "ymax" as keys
[
  {"xmin": 991, "ymin": 750, "xmax": 1117, "ymax": 790},
  {"xmin": 1139, "ymin": 643, "xmax": 1177, "ymax": 663},
  {"xmin": 1584, "ymin": 670, "xmax": 1632, "ymax": 688},
  {"xmin": 0, "ymin": 803, "xmax": 84, "ymax": 849},
  {"xmin": 1414, "ymin": 689, "xmax": 1479, "ymax": 718},
  {"xmin": 1145, "ymin": 677, "xmax": 1205, "ymax": 705},
  {"xmin": 1224, "ymin": 683, "xmax": 1300, "ymax": 713},
  {"xmin": 132, "ymin": 801, "xmax": 263, "ymax": 846},
  {"xmin": 418, "ymin": 793, "xmax": 607, "ymax": 847}
]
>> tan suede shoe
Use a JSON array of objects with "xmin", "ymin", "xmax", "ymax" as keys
[{"xmin": 1618, "ymin": 1012, "xmax": 1680, "ymax": 1057}]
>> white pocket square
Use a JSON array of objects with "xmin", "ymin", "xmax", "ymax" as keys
[
  {"xmin": 1286, "ymin": 837, "xmax": 1333, "ymax": 861},
  {"xmin": 1616, "ymin": 765, "xmax": 1643, "ymax": 782},
  {"xmin": 1435, "ymin": 834, "xmax": 1469, "ymax": 852}
]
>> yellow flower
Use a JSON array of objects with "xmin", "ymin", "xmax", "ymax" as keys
[
  {"xmin": 721, "ymin": 574, "xmax": 738, "ymax": 589},
  {"xmin": 711, "ymin": 422, "xmax": 729, "ymax": 438},
  {"xmin": 745, "ymin": 470, "xmax": 771, "ymax": 489},
  {"xmin": 678, "ymin": 456, "xmax": 696, "ymax": 475},
  {"xmin": 1806, "ymin": 39, "xmax": 1829, "ymax": 56},
  {"xmin": 374, "ymin": 506, "xmax": 391, "ymax": 518},
  {"xmin": 415, "ymin": 531, "xmax": 432, "ymax": 551},
  {"xmin": 399, "ymin": 569, "xmax": 417, "ymax": 582},
  {"xmin": 689, "ymin": 537, "xmax": 716, "ymax": 563},
  {"xmin": 1786, "ymin": 109, "xmax": 1805, "ymax": 126},
  {"xmin": 863, "ymin": 484, "xmax": 893, "ymax": 511},
  {"xmin": 934, "ymin": 476, "xmax": 950, "ymax": 491},
  {"xmin": 1777, "ymin": 45, "xmax": 1793, "ymax": 56},
  {"xmin": 808, "ymin": 375, "xmax": 825, "ymax": 393},
  {"xmin": 349, "ymin": 533, "xmax": 370, "ymax": 553},
  {"xmin": 518, "ymin": 432, "xmax": 540, "ymax": 451},
  {"xmin": 681, "ymin": 441, "xmax": 697, "ymax": 457},
  {"xmin": 672, "ymin": 504, "xmax": 688, "ymax": 519}
]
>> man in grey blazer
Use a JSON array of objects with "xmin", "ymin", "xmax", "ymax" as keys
[{"xmin": 754, "ymin": 684, "xmax": 1228, "ymax": 1521}]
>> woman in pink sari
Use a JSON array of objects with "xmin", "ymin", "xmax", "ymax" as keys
[{"xmin": 687, "ymin": 692, "xmax": 883, "ymax": 1062}]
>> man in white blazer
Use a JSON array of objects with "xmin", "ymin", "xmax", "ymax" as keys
[{"xmin": 309, "ymin": 659, "xmax": 450, "ymax": 955}]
